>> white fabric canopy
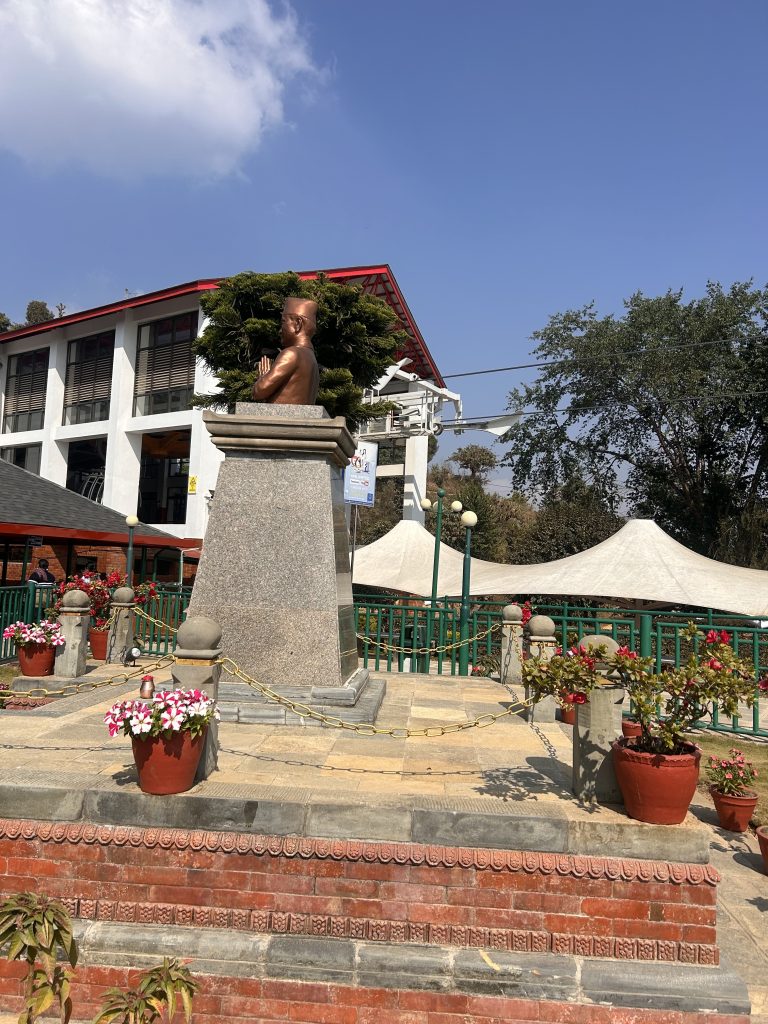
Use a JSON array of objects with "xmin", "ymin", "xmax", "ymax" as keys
[{"xmin": 352, "ymin": 518, "xmax": 768, "ymax": 617}]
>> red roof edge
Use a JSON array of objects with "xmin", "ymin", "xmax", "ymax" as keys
[
  {"xmin": 299, "ymin": 264, "xmax": 445, "ymax": 388},
  {"xmin": 0, "ymin": 280, "xmax": 221, "ymax": 343},
  {"xmin": 0, "ymin": 523, "xmax": 201, "ymax": 547}
]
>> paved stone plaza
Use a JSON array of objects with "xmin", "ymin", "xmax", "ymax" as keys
[{"xmin": 0, "ymin": 662, "xmax": 766, "ymax": 1021}]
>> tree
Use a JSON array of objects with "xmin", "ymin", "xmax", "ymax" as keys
[
  {"xmin": 25, "ymin": 300, "xmax": 54, "ymax": 325},
  {"xmin": 522, "ymin": 477, "xmax": 624, "ymax": 563},
  {"xmin": 501, "ymin": 281, "xmax": 768, "ymax": 561},
  {"xmin": 449, "ymin": 444, "xmax": 497, "ymax": 482},
  {"xmin": 0, "ymin": 311, "xmax": 12, "ymax": 333},
  {"xmin": 193, "ymin": 272, "xmax": 407, "ymax": 427}
]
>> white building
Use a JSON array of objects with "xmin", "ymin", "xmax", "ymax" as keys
[{"xmin": 0, "ymin": 266, "xmax": 449, "ymax": 546}]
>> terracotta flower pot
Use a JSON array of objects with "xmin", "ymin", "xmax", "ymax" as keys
[
  {"xmin": 612, "ymin": 741, "xmax": 701, "ymax": 825},
  {"xmin": 559, "ymin": 706, "xmax": 576, "ymax": 726},
  {"xmin": 17, "ymin": 644, "xmax": 56, "ymax": 677},
  {"xmin": 710, "ymin": 787, "xmax": 758, "ymax": 833},
  {"xmin": 131, "ymin": 729, "xmax": 206, "ymax": 795},
  {"xmin": 621, "ymin": 719, "xmax": 642, "ymax": 738},
  {"xmin": 89, "ymin": 629, "xmax": 109, "ymax": 661},
  {"xmin": 757, "ymin": 826, "xmax": 768, "ymax": 875}
]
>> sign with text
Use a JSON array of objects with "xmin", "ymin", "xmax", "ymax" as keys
[{"xmin": 344, "ymin": 441, "xmax": 378, "ymax": 507}]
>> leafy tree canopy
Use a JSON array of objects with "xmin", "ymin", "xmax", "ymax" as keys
[
  {"xmin": 449, "ymin": 444, "xmax": 497, "ymax": 482},
  {"xmin": 194, "ymin": 272, "xmax": 408, "ymax": 427},
  {"xmin": 25, "ymin": 300, "xmax": 54, "ymax": 325},
  {"xmin": 501, "ymin": 281, "xmax": 768, "ymax": 561},
  {"xmin": 0, "ymin": 312, "xmax": 12, "ymax": 333}
]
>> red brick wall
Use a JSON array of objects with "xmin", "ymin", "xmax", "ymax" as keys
[
  {"xmin": 0, "ymin": 963, "xmax": 749, "ymax": 1024},
  {"xmin": 0, "ymin": 820, "xmax": 719, "ymax": 966}
]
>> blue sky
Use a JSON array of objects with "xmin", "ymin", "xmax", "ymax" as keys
[{"xmin": 1, "ymin": 0, "xmax": 767, "ymax": 486}]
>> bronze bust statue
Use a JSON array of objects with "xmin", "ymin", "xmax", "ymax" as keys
[{"xmin": 252, "ymin": 297, "xmax": 320, "ymax": 406}]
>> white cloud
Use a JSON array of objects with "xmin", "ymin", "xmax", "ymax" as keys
[{"xmin": 0, "ymin": 0, "xmax": 317, "ymax": 180}]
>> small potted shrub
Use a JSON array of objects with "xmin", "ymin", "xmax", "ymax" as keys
[
  {"xmin": 105, "ymin": 688, "xmax": 219, "ymax": 795},
  {"xmin": 55, "ymin": 572, "xmax": 158, "ymax": 660},
  {"xmin": 610, "ymin": 626, "xmax": 762, "ymax": 824},
  {"xmin": 706, "ymin": 747, "xmax": 759, "ymax": 832},
  {"xmin": 2, "ymin": 620, "xmax": 66, "ymax": 676}
]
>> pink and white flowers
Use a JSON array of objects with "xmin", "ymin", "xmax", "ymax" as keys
[
  {"xmin": 104, "ymin": 688, "xmax": 219, "ymax": 740},
  {"xmin": 2, "ymin": 620, "xmax": 66, "ymax": 648}
]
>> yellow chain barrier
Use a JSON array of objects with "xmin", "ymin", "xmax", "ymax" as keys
[
  {"xmin": 355, "ymin": 621, "xmax": 501, "ymax": 655},
  {"xmin": 217, "ymin": 655, "xmax": 532, "ymax": 736},
  {"xmin": 0, "ymin": 654, "xmax": 176, "ymax": 702},
  {"xmin": 132, "ymin": 607, "xmax": 179, "ymax": 634}
]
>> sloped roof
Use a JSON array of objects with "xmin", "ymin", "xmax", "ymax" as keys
[
  {"xmin": 0, "ymin": 460, "xmax": 187, "ymax": 547},
  {"xmin": 352, "ymin": 518, "xmax": 768, "ymax": 617}
]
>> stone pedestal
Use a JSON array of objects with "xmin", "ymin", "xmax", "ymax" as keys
[
  {"xmin": 500, "ymin": 604, "xmax": 524, "ymax": 685},
  {"xmin": 107, "ymin": 587, "xmax": 136, "ymax": 664},
  {"xmin": 172, "ymin": 616, "xmax": 222, "ymax": 782},
  {"xmin": 572, "ymin": 683, "xmax": 626, "ymax": 804},
  {"xmin": 525, "ymin": 615, "xmax": 559, "ymax": 723},
  {"xmin": 55, "ymin": 591, "xmax": 90, "ymax": 678},
  {"xmin": 188, "ymin": 404, "xmax": 382, "ymax": 720}
]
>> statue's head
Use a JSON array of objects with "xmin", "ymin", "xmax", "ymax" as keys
[{"xmin": 281, "ymin": 297, "xmax": 317, "ymax": 345}]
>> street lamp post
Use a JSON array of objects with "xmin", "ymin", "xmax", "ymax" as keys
[
  {"xmin": 125, "ymin": 515, "xmax": 139, "ymax": 586},
  {"xmin": 420, "ymin": 488, "xmax": 446, "ymax": 672},
  {"xmin": 458, "ymin": 509, "xmax": 477, "ymax": 676}
]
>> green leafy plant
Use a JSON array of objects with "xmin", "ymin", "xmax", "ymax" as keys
[
  {"xmin": 523, "ymin": 641, "xmax": 609, "ymax": 710},
  {"xmin": 93, "ymin": 957, "xmax": 197, "ymax": 1024},
  {"xmin": 612, "ymin": 625, "xmax": 761, "ymax": 754},
  {"xmin": 0, "ymin": 891, "xmax": 78, "ymax": 1023}
]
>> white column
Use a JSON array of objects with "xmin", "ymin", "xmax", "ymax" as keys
[
  {"xmin": 185, "ymin": 317, "xmax": 224, "ymax": 538},
  {"xmin": 402, "ymin": 434, "xmax": 428, "ymax": 524},
  {"xmin": 40, "ymin": 335, "xmax": 68, "ymax": 485},
  {"xmin": 102, "ymin": 313, "xmax": 142, "ymax": 514}
]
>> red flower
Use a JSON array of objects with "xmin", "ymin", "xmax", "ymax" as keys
[
  {"xmin": 704, "ymin": 630, "xmax": 719, "ymax": 644},
  {"xmin": 707, "ymin": 658, "xmax": 723, "ymax": 671},
  {"xmin": 719, "ymin": 630, "xmax": 732, "ymax": 645},
  {"xmin": 571, "ymin": 692, "xmax": 588, "ymax": 704}
]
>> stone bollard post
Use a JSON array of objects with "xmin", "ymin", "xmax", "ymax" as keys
[
  {"xmin": 107, "ymin": 587, "xmax": 136, "ymax": 665},
  {"xmin": 172, "ymin": 615, "xmax": 223, "ymax": 782},
  {"xmin": 524, "ymin": 615, "xmax": 559, "ymax": 723},
  {"xmin": 571, "ymin": 634, "xmax": 625, "ymax": 804},
  {"xmin": 500, "ymin": 604, "xmax": 524, "ymax": 685},
  {"xmin": 55, "ymin": 590, "xmax": 91, "ymax": 678}
]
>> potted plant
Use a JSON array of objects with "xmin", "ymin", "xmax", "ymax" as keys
[
  {"xmin": 523, "ymin": 642, "xmax": 605, "ymax": 725},
  {"xmin": 757, "ymin": 826, "xmax": 768, "ymax": 875},
  {"xmin": 610, "ymin": 626, "xmax": 763, "ymax": 824},
  {"xmin": 2, "ymin": 620, "xmax": 66, "ymax": 676},
  {"xmin": 105, "ymin": 688, "xmax": 219, "ymax": 795},
  {"xmin": 705, "ymin": 747, "xmax": 759, "ymax": 832},
  {"xmin": 55, "ymin": 572, "xmax": 158, "ymax": 661}
]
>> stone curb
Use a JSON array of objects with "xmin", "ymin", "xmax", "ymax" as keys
[
  {"xmin": 69, "ymin": 921, "xmax": 749, "ymax": 1015},
  {"xmin": 0, "ymin": 782, "xmax": 710, "ymax": 863}
]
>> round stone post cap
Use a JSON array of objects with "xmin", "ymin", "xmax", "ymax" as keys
[
  {"xmin": 502, "ymin": 604, "xmax": 523, "ymax": 623},
  {"xmin": 61, "ymin": 590, "xmax": 90, "ymax": 610},
  {"xmin": 176, "ymin": 615, "xmax": 223, "ymax": 652},
  {"xmin": 111, "ymin": 587, "xmax": 135, "ymax": 604},
  {"xmin": 527, "ymin": 614, "xmax": 556, "ymax": 637}
]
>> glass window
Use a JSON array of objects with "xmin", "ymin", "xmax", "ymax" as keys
[
  {"xmin": 138, "ymin": 430, "xmax": 190, "ymax": 524},
  {"xmin": 134, "ymin": 312, "xmax": 198, "ymax": 416},
  {"xmin": 3, "ymin": 348, "xmax": 49, "ymax": 433},
  {"xmin": 63, "ymin": 331, "xmax": 115, "ymax": 425},
  {"xmin": 0, "ymin": 444, "xmax": 42, "ymax": 475}
]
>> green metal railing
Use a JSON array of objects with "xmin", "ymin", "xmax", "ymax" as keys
[
  {"xmin": 0, "ymin": 583, "xmax": 55, "ymax": 661},
  {"xmin": 354, "ymin": 596, "xmax": 768, "ymax": 737},
  {"xmin": 134, "ymin": 585, "xmax": 192, "ymax": 655}
]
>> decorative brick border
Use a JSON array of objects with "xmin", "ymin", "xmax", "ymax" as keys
[
  {"xmin": 0, "ymin": 819, "xmax": 721, "ymax": 886},
  {"xmin": 0, "ymin": 818, "xmax": 720, "ymax": 965}
]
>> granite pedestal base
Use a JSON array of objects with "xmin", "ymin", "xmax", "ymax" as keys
[{"xmin": 188, "ymin": 404, "xmax": 381, "ymax": 719}]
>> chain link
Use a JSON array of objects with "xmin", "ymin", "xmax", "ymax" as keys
[
  {"xmin": 132, "ymin": 607, "xmax": 179, "ymax": 634},
  {"xmin": 218, "ymin": 655, "xmax": 533, "ymax": 736},
  {"xmin": 0, "ymin": 655, "xmax": 175, "ymax": 701},
  {"xmin": 356, "ymin": 621, "xmax": 501, "ymax": 655}
]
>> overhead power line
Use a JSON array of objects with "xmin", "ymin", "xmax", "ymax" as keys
[
  {"xmin": 440, "ymin": 336, "xmax": 748, "ymax": 380},
  {"xmin": 441, "ymin": 387, "xmax": 768, "ymax": 428}
]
